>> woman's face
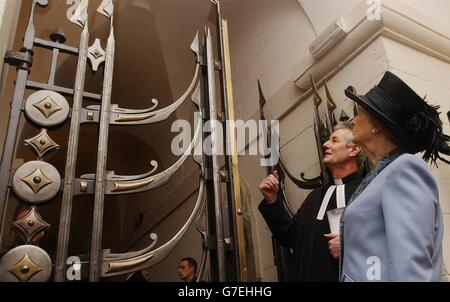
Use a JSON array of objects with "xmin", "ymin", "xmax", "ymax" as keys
[{"xmin": 352, "ymin": 105, "xmax": 378, "ymax": 146}]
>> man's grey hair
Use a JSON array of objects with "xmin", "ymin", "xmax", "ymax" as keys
[
  {"xmin": 333, "ymin": 121, "xmax": 355, "ymax": 148},
  {"xmin": 333, "ymin": 121, "xmax": 366, "ymax": 166}
]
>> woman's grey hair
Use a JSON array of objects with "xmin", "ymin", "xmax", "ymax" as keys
[{"xmin": 333, "ymin": 121, "xmax": 367, "ymax": 166}]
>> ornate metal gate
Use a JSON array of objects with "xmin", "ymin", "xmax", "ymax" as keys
[{"xmin": 0, "ymin": 0, "xmax": 247, "ymax": 282}]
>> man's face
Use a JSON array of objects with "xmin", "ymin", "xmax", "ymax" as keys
[
  {"xmin": 322, "ymin": 128, "xmax": 354, "ymax": 167},
  {"xmin": 178, "ymin": 260, "xmax": 195, "ymax": 282}
]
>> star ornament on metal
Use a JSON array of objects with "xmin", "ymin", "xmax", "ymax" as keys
[
  {"xmin": 24, "ymin": 130, "xmax": 60, "ymax": 159},
  {"xmin": 12, "ymin": 207, "xmax": 51, "ymax": 244}
]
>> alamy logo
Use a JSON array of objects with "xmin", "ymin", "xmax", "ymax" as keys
[
  {"xmin": 366, "ymin": 0, "xmax": 381, "ymax": 21},
  {"xmin": 171, "ymin": 114, "xmax": 280, "ymax": 167},
  {"xmin": 66, "ymin": 256, "xmax": 82, "ymax": 281},
  {"xmin": 366, "ymin": 256, "xmax": 381, "ymax": 281}
]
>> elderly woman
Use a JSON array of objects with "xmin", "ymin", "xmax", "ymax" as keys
[{"xmin": 341, "ymin": 71, "xmax": 450, "ymax": 282}]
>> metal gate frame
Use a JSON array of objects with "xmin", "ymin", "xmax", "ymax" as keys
[{"xmin": 0, "ymin": 0, "xmax": 247, "ymax": 282}]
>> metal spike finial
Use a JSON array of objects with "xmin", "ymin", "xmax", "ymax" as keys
[
  {"xmin": 339, "ymin": 110, "xmax": 350, "ymax": 122},
  {"xmin": 70, "ymin": 0, "xmax": 89, "ymax": 28},
  {"xmin": 50, "ymin": 27, "xmax": 66, "ymax": 44},
  {"xmin": 346, "ymin": 86, "xmax": 360, "ymax": 117},
  {"xmin": 258, "ymin": 80, "xmax": 266, "ymax": 109},
  {"xmin": 97, "ymin": 0, "xmax": 114, "ymax": 18},
  {"xmin": 190, "ymin": 31, "xmax": 200, "ymax": 59},
  {"xmin": 324, "ymin": 80, "xmax": 337, "ymax": 112},
  {"xmin": 324, "ymin": 80, "xmax": 337, "ymax": 127},
  {"xmin": 310, "ymin": 75, "xmax": 323, "ymax": 107}
]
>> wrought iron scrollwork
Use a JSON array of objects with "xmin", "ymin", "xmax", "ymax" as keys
[
  {"xmin": 73, "ymin": 84, "xmax": 202, "ymax": 197},
  {"xmin": 195, "ymin": 199, "xmax": 209, "ymax": 282},
  {"xmin": 101, "ymin": 180, "xmax": 205, "ymax": 277},
  {"xmin": 258, "ymin": 80, "xmax": 322, "ymax": 192},
  {"xmin": 80, "ymin": 33, "xmax": 201, "ymax": 126},
  {"xmin": 259, "ymin": 75, "xmax": 365, "ymax": 197},
  {"xmin": 1, "ymin": 0, "xmax": 223, "ymax": 283},
  {"xmin": 99, "ymin": 77, "xmax": 205, "ymax": 278},
  {"xmin": 310, "ymin": 75, "xmax": 331, "ymax": 185}
]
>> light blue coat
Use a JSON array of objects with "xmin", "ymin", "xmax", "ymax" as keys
[{"xmin": 341, "ymin": 154, "xmax": 444, "ymax": 282}]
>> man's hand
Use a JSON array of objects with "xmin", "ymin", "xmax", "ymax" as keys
[
  {"xmin": 324, "ymin": 233, "xmax": 340, "ymax": 260},
  {"xmin": 259, "ymin": 171, "xmax": 279, "ymax": 204}
]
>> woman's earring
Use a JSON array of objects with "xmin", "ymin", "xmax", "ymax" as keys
[{"xmin": 371, "ymin": 128, "xmax": 378, "ymax": 135}]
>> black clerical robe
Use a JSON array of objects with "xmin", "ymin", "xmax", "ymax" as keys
[{"xmin": 259, "ymin": 172, "xmax": 362, "ymax": 282}]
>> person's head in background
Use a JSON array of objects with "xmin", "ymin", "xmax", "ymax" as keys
[{"xmin": 178, "ymin": 257, "xmax": 197, "ymax": 282}]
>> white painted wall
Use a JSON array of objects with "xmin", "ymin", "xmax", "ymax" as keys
[
  {"xmin": 400, "ymin": 0, "xmax": 450, "ymax": 28},
  {"xmin": 224, "ymin": 0, "xmax": 317, "ymax": 281},
  {"xmin": 226, "ymin": 0, "xmax": 450, "ymax": 281},
  {"xmin": 0, "ymin": 0, "xmax": 22, "ymax": 126},
  {"xmin": 298, "ymin": 0, "xmax": 362, "ymax": 35},
  {"xmin": 226, "ymin": 0, "xmax": 317, "ymax": 122},
  {"xmin": 298, "ymin": 0, "xmax": 450, "ymax": 35}
]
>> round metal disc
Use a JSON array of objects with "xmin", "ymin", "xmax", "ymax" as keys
[
  {"xmin": 12, "ymin": 161, "xmax": 61, "ymax": 204},
  {"xmin": 0, "ymin": 245, "xmax": 52, "ymax": 282},
  {"xmin": 24, "ymin": 90, "xmax": 70, "ymax": 127}
]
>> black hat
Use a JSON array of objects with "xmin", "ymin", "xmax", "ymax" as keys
[{"xmin": 345, "ymin": 71, "xmax": 450, "ymax": 165}]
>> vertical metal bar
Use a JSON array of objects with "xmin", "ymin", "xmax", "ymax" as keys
[
  {"xmin": 206, "ymin": 28, "xmax": 226, "ymax": 282},
  {"xmin": 48, "ymin": 48, "xmax": 60, "ymax": 86},
  {"xmin": 89, "ymin": 14, "xmax": 115, "ymax": 282},
  {"xmin": 0, "ymin": 0, "xmax": 43, "ymax": 248},
  {"xmin": 216, "ymin": 16, "xmax": 248, "ymax": 281},
  {"xmin": 201, "ymin": 33, "xmax": 219, "ymax": 280},
  {"xmin": 54, "ymin": 20, "xmax": 90, "ymax": 282}
]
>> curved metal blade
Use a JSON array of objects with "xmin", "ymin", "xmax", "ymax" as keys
[
  {"xmin": 107, "ymin": 160, "xmax": 158, "ymax": 181},
  {"xmin": 110, "ymin": 68, "xmax": 200, "ymax": 125},
  {"xmin": 324, "ymin": 80, "xmax": 337, "ymax": 127},
  {"xmin": 101, "ymin": 180, "xmax": 205, "ymax": 277},
  {"xmin": 324, "ymin": 80, "xmax": 337, "ymax": 113},
  {"xmin": 310, "ymin": 75, "xmax": 323, "ymax": 107},
  {"xmin": 109, "ymin": 33, "xmax": 200, "ymax": 125},
  {"xmin": 81, "ymin": 33, "xmax": 201, "ymax": 125},
  {"xmin": 104, "ymin": 113, "xmax": 202, "ymax": 195},
  {"xmin": 195, "ymin": 198, "xmax": 208, "ymax": 282},
  {"xmin": 101, "ymin": 84, "xmax": 205, "ymax": 276},
  {"xmin": 278, "ymin": 157, "xmax": 322, "ymax": 190},
  {"xmin": 191, "ymin": 82, "xmax": 204, "ymax": 170},
  {"xmin": 104, "ymin": 233, "xmax": 158, "ymax": 261}
]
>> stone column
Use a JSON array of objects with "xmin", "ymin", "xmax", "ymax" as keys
[
  {"xmin": 0, "ymin": 0, "xmax": 21, "ymax": 252},
  {"xmin": 0, "ymin": 0, "xmax": 22, "ymax": 88}
]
